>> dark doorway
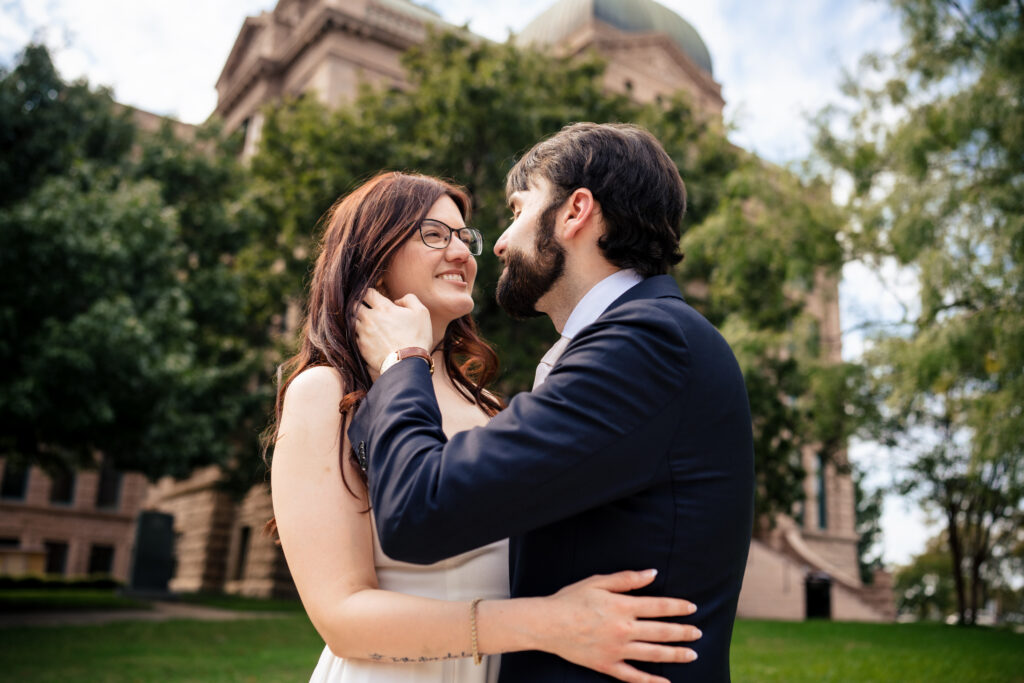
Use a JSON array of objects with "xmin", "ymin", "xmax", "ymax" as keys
[
  {"xmin": 129, "ymin": 511, "xmax": 175, "ymax": 594},
  {"xmin": 805, "ymin": 571, "xmax": 832, "ymax": 619}
]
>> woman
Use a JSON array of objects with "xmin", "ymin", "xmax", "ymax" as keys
[{"xmin": 269, "ymin": 172, "xmax": 699, "ymax": 683}]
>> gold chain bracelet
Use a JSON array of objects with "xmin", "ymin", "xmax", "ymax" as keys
[{"xmin": 470, "ymin": 597, "xmax": 483, "ymax": 665}]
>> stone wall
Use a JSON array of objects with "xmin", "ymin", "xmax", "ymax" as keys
[
  {"xmin": 0, "ymin": 457, "xmax": 147, "ymax": 581},
  {"xmin": 144, "ymin": 466, "xmax": 235, "ymax": 593}
]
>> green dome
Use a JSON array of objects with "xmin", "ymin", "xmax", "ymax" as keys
[{"xmin": 518, "ymin": 0, "xmax": 713, "ymax": 75}]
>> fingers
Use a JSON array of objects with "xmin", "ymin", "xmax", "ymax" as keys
[
  {"xmin": 605, "ymin": 662, "xmax": 671, "ymax": 683},
  {"xmin": 394, "ymin": 292, "xmax": 425, "ymax": 311},
  {"xmin": 627, "ymin": 596, "xmax": 698, "ymax": 618},
  {"xmin": 630, "ymin": 620, "xmax": 701, "ymax": 643},
  {"xmin": 589, "ymin": 569, "xmax": 659, "ymax": 593},
  {"xmin": 623, "ymin": 642, "xmax": 698, "ymax": 665},
  {"xmin": 363, "ymin": 287, "xmax": 390, "ymax": 309}
]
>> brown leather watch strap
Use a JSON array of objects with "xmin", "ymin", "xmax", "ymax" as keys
[{"xmin": 397, "ymin": 347, "xmax": 434, "ymax": 375}]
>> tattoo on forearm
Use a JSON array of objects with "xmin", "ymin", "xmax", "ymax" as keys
[{"xmin": 367, "ymin": 651, "xmax": 474, "ymax": 663}]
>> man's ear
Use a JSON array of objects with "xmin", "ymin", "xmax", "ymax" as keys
[{"xmin": 561, "ymin": 188, "xmax": 597, "ymax": 241}]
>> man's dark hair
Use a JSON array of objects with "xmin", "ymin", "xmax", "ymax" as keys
[{"xmin": 506, "ymin": 122, "xmax": 686, "ymax": 277}]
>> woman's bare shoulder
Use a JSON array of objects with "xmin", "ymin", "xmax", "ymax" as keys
[{"xmin": 286, "ymin": 366, "xmax": 346, "ymax": 401}]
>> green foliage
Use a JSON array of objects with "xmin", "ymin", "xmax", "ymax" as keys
[
  {"xmin": 0, "ymin": 588, "xmax": 145, "ymax": 612},
  {"xmin": 854, "ymin": 466, "xmax": 885, "ymax": 584},
  {"xmin": 895, "ymin": 533, "xmax": 958, "ymax": 620},
  {"xmin": 0, "ymin": 44, "xmax": 133, "ymax": 207},
  {"xmin": 0, "ymin": 45, "xmax": 262, "ymax": 479},
  {"xmin": 815, "ymin": 0, "xmax": 1024, "ymax": 625},
  {"xmin": 680, "ymin": 159, "xmax": 851, "ymax": 520}
]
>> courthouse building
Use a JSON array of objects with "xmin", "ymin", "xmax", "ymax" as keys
[{"xmin": 3, "ymin": 0, "xmax": 893, "ymax": 621}]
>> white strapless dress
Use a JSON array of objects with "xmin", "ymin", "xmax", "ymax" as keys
[{"xmin": 310, "ymin": 512, "xmax": 510, "ymax": 683}]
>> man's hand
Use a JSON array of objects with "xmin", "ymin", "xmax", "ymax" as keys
[{"xmin": 355, "ymin": 288, "xmax": 434, "ymax": 375}]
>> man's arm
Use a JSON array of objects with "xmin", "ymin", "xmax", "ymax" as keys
[{"xmin": 350, "ymin": 302, "xmax": 690, "ymax": 564}]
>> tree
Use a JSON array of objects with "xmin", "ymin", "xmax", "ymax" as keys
[
  {"xmin": 0, "ymin": 44, "xmax": 134, "ymax": 208},
  {"xmin": 854, "ymin": 466, "xmax": 885, "ymax": 584},
  {"xmin": 895, "ymin": 533, "xmax": 958, "ymax": 621},
  {"xmin": 246, "ymin": 30, "xmax": 859, "ymax": 523},
  {"xmin": 678, "ymin": 157, "xmax": 857, "ymax": 520},
  {"xmin": 814, "ymin": 0, "xmax": 1024, "ymax": 624},
  {"xmin": 0, "ymin": 45, "xmax": 259, "ymax": 479},
  {"xmin": 896, "ymin": 526, "xmax": 1024, "ymax": 624}
]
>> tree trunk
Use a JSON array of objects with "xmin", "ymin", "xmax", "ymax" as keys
[{"xmin": 947, "ymin": 503, "xmax": 968, "ymax": 625}]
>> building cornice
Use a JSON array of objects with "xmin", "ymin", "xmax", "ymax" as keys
[
  {"xmin": 0, "ymin": 501, "xmax": 135, "ymax": 524},
  {"xmin": 214, "ymin": 3, "xmax": 442, "ymax": 124}
]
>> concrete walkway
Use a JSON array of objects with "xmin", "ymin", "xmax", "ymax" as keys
[{"xmin": 0, "ymin": 600, "xmax": 291, "ymax": 628}]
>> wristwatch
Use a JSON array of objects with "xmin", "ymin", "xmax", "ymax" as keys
[{"xmin": 379, "ymin": 347, "xmax": 434, "ymax": 375}]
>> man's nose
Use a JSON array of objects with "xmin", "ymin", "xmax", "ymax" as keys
[{"xmin": 494, "ymin": 227, "xmax": 510, "ymax": 259}]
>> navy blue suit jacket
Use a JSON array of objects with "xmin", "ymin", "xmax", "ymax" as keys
[{"xmin": 348, "ymin": 275, "xmax": 754, "ymax": 682}]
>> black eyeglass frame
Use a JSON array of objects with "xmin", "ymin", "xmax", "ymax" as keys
[{"xmin": 416, "ymin": 219, "xmax": 484, "ymax": 256}]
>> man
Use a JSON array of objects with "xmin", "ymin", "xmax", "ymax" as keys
[{"xmin": 350, "ymin": 122, "xmax": 754, "ymax": 682}]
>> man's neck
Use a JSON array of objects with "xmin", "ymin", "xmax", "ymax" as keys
[{"xmin": 540, "ymin": 261, "xmax": 620, "ymax": 335}]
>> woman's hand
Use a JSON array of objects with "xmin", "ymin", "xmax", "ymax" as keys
[{"xmin": 539, "ymin": 569, "xmax": 700, "ymax": 683}]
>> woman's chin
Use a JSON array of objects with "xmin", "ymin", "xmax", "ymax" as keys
[{"xmin": 430, "ymin": 298, "xmax": 475, "ymax": 324}]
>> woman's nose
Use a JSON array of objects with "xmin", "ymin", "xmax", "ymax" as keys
[{"xmin": 445, "ymin": 235, "xmax": 471, "ymax": 260}]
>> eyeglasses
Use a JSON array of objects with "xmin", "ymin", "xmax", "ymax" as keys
[{"xmin": 417, "ymin": 219, "xmax": 484, "ymax": 256}]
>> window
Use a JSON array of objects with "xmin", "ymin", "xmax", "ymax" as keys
[
  {"xmin": 234, "ymin": 526, "xmax": 251, "ymax": 581},
  {"xmin": 44, "ymin": 541, "xmax": 68, "ymax": 575},
  {"xmin": 816, "ymin": 454, "xmax": 828, "ymax": 530},
  {"xmin": 0, "ymin": 537, "xmax": 20, "ymax": 548},
  {"xmin": 49, "ymin": 466, "xmax": 75, "ymax": 505},
  {"xmin": 87, "ymin": 544, "xmax": 115, "ymax": 575},
  {"xmin": 95, "ymin": 459, "xmax": 122, "ymax": 510},
  {"xmin": 1, "ymin": 460, "xmax": 29, "ymax": 500}
]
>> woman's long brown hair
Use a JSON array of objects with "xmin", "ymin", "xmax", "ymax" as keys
[{"xmin": 264, "ymin": 172, "xmax": 503, "ymax": 530}]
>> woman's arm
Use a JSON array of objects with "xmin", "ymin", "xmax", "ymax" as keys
[{"xmin": 272, "ymin": 367, "xmax": 698, "ymax": 683}]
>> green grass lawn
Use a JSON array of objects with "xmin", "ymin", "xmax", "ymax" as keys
[
  {"xmin": 0, "ymin": 614, "xmax": 323, "ymax": 682},
  {"xmin": 731, "ymin": 619, "xmax": 1024, "ymax": 682},
  {"xmin": 0, "ymin": 611, "xmax": 1022, "ymax": 682}
]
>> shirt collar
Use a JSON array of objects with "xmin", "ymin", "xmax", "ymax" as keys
[{"xmin": 562, "ymin": 269, "xmax": 643, "ymax": 339}]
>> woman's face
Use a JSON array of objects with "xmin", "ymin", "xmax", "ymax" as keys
[{"xmin": 381, "ymin": 195, "xmax": 478, "ymax": 325}]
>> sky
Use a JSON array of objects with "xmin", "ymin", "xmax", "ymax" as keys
[{"xmin": 0, "ymin": 0, "xmax": 933, "ymax": 565}]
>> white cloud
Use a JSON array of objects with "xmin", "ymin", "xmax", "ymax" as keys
[{"xmin": 1, "ymin": 0, "xmax": 270, "ymax": 121}]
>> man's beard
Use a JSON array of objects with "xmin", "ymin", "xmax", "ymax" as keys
[{"xmin": 495, "ymin": 201, "xmax": 566, "ymax": 319}]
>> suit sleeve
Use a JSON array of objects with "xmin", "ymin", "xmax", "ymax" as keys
[{"xmin": 348, "ymin": 302, "xmax": 690, "ymax": 564}]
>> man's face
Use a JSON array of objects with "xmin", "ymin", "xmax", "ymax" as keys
[{"xmin": 494, "ymin": 177, "xmax": 567, "ymax": 319}]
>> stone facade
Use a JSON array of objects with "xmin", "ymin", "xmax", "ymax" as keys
[
  {"xmin": 213, "ymin": 0, "xmax": 448, "ymax": 156},
  {"xmin": 144, "ymin": 466, "xmax": 294, "ymax": 598},
  {"xmin": 0, "ymin": 457, "xmax": 148, "ymax": 581}
]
